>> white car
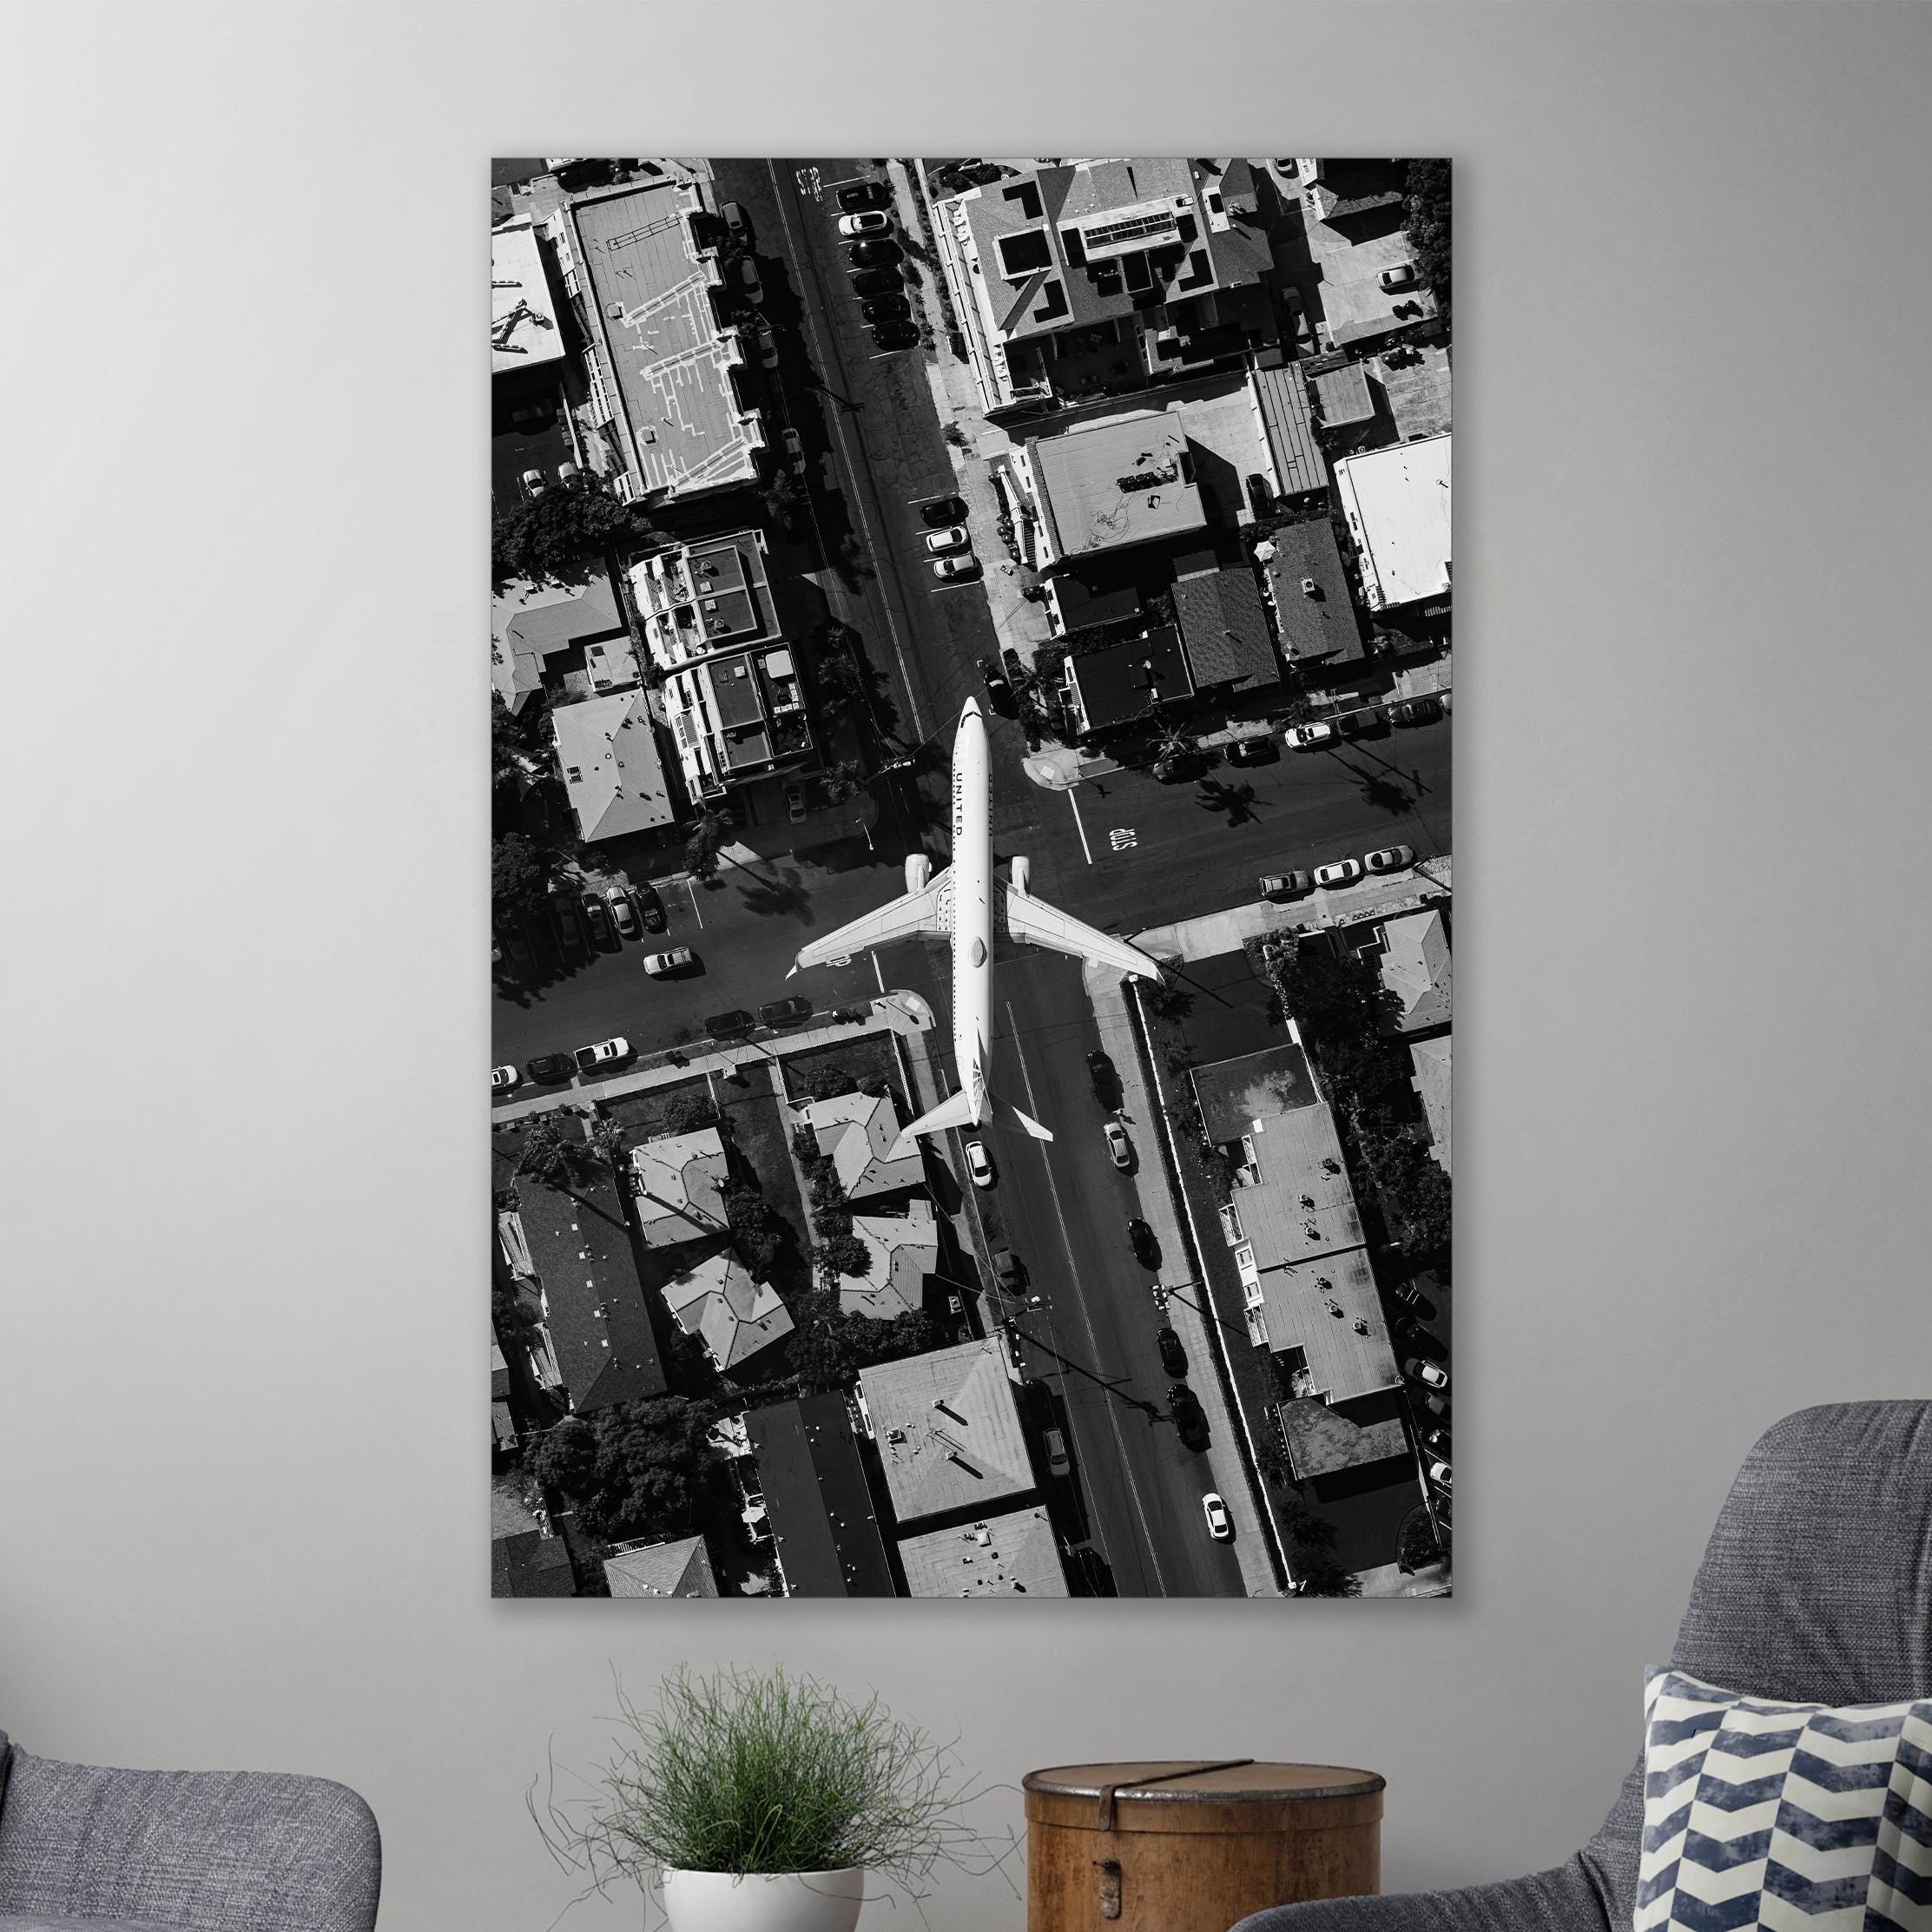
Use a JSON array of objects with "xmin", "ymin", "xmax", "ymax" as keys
[
  {"xmin": 932, "ymin": 555, "xmax": 981, "ymax": 583},
  {"xmin": 964, "ymin": 1138, "xmax": 996, "ymax": 1189},
  {"xmin": 603, "ymin": 886, "xmax": 641, "ymax": 940},
  {"xmin": 1364, "ymin": 844, "xmax": 1416, "ymax": 874},
  {"xmin": 491, "ymin": 1065, "xmax": 520, "ymax": 1095},
  {"xmin": 642, "ymin": 947, "xmax": 694, "ymax": 977},
  {"xmin": 924, "ymin": 525, "xmax": 971, "ymax": 556},
  {"xmin": 1427, "ymin": 1459, "xmax": 1452, "ymax": 1492},
  {"xmin": 1404, "ymin": 1356, "xmax": 1449, "ymax": 1391},
  {"xmin": 781, "ymin": 426, "xmax": 807, "ymax": 478},
  {"xmin": 1202, "ymin": 1492, "xmax": 1232, "ymax": 1541},
  {"xmin": 837, "ymin": 210, "xmax": 893, "ymax": 239},
  {"xmin": 1314, "ymin": 858, "xmax": 1364, "ymax": 888},
  {"xmin": 574, "ymin": 1037, "xmax": 630, "ymax": 1072},
  {"xmin": 1103, "ymin": 1120, "xmax": 1131, "ymax": 1170},
  {"xmin": 1283, "ymin": 721, "xmax": 1336, "ymax": 751}
]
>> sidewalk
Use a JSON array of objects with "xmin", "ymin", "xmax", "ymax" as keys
[{"xmin": 1085, "ymin": 962, "xmax": 1288, "ymax": 1598}]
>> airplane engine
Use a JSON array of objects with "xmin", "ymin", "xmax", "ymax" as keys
[
  {"xmin": 905, "ymin": 854, "xmax": 932, "ymax": 893},
  {"xmin": 1010, "ymin": 855, "xmax": 1032, "ymax": 896}
]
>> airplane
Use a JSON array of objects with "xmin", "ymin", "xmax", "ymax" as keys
[{"xmin": 788, "ymin": 696, "xmax": 1163, "ymax": 1149}]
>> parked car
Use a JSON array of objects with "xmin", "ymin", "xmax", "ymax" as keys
[
  {"xmin": 603, "ymin": 886, "xmax": 641, "ymax": 940},
  {"xmin": 1334, "ymin": 710, "xmax": 1380, "ymax": 739},
  {"xmin": 574, "ymin": 1037, "xmax": 630, "ymax": 1072},
  {"xmin": 1156, "ymin": 1326, "xmax": 1187, "ymax": 1377},
  {"xmin": 1427, "ymin": 1459, "xmax": 1453, "ymax": 1493},
  {"xmin": 1390, "ymin": 1278, "xmax": 1436, "ymax": 1315},
  {"xmin": 1259, "ymin": 871, "xmax": 1314, "ymax": 900},
  {"xmin": 1365, "ymin": 844, "xmax": 1417, "ymax": 874},
  {"xmin": 1283, "ymin": 721, "xmax": 1336, "ymax": 751},
  {"xmin": 755, "ymin": 324, "xmax": 780, "ymax": 369},
  {"xmin": 720, "ymin": 201, "xmax": 751, "ymax": 245},
  {"xmin": 1420, "ymin": 1389, "xmax": 1450, "ymax": 1422},
  {"xmin": 837, "ymin": 209, "xmax": 893, "ymax": 238},
  {"xmin": 992, "ymin": 1248, "xmax": 1026, "ymax": 1291},
  {"xmin": 524, "ymin": 1052, "xmax": 575, "ymax": 1085},
  {"xmin": 860, "ymin": 293, "xmax": 910, "ymax": 325},
  {"xmin": 1404, "ymin": 1356, "xmax": 1449, "ymax": 1391},
  {"xmin": 1169, "ymin": 1384, "xmax": 1207, "ymax": 1448},
  {"xmin": 1043, "ymin": 1428, "xmax": 1072, "ymax": 1479},
  {"xmin": 633, "ymin": 882, "xmax": 666, "ymax": 932},
  {"xmin": 547, "ymin": 893, "xmax": 588, "ymax": 959},
  {"xmin": 1380, "ymin": 261, "xmax": 1417, "ymax": 292},
  {"xmin": 642, "ymin": 947, "xmax": 695, "ymax": 977},
  {"xmin": 1314, "ymin": 858, "xmax": 1364, "ymax": 888},
  {"xmin": 932, "ymin": 555, "xmax": 981, "ymax": 583},
  {"xmin": 781, "ymin": 426, "xmax": 807, "ymax": 478},
  {"xmin": 978, "ymin": 656, "xmax": 1014, "ymax": 709},
  {"xmin": 1152, "ymin": 750, "xmax": 1205, "ymax": 784},
  {"xmin": 1420, "ymin": 1426, "xmax": 1450, "ymax": 1459},
  {"xmin": 785, "ymin": 783, "xmax": 808, "ymax": 823},
  {"xmin": 848, "ymin": 266, "xmax": 903, "ymax": 297},
  {"xmin": 581, "ymin": 896, "xmax": 617, "ymax": 951},
  {"xmin": 924, "ymin": 525, "xmax": 970, "ymax": 555},
  {"xmin": 964, "ymin": 1138, "xmax": 996, "ymax": 1189},
  {"xmin": 1395, "ymin": 1316, "xmax": 1444, "ymax": 1357},
  {"xmin": 837, "ymin": 180, "xmax": 892, "ymax": 213},
  {"xmin": 1202, "ymin": 1492, "xmax": 1232, "ymax": 1541},
  {"xmin": 1103, "ymin": 1120, "xmax": 1132, "ymax": 1170},
  {"xmin": 1434, "ymin": 1494, "xmax": 1453, "ymax": 1529},
  {"xmin": 706, "ymin": 1008, "xmax": 756, "ymax": 1039},
  {"xmin": 920, "ymin": 495, "xmax": 968, "ymax": 527},
  {"xmin": 1387, "ymin": 696, "xmax": 1443, "ymax": 728},
  {"xmin": 1086, "ymin": 1049, "xmax": 1118, "ymax": 1108},
  {"xmin": 1226, "ymin": 734, "xmax": 1277, "ymax": 766},
  {"xmin": 757, "ymin": 995, "xmax": 813, "ymax": 1028},
  {"xmin": 734, "ymin": 256, "xmax": 763, "ymax": 303},
  {"xmin": 491, "ymin": 1065, "xmax": 520, "ymax": 1095},
  {"xmin": 1127, "ymin": 1217, "xmax": 1158, "ymax": 1267},
  {"xmin": 847, "ymin": 237, "xmax": 901, "ymax": 267},
  {"xmin": 871, "ymin": 320, "xmax": 919, "ymax": 351}
]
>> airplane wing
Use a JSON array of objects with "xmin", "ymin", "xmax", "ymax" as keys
[
  {"xmin": 790, "ymin": 876, "xmax": 953, "ymax": 974},
  {"xmin": 1001, "ymin": 883, "xmax": 1164, "ymax": 983}
]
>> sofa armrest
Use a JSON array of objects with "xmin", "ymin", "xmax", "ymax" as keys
[
  {"xmin": 1233, "ymin": 1856, "xmax": 1613, "ymax": 1932},
  {"xmin": 0, "ymin": 1747, "xmax": 379, "ymax": 1932}
]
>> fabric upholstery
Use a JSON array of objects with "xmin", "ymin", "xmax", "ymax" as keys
[
  {"xmin": 1236, "ymin": 1400, "xmax": 1932, "ymax": 1932},
  {"xmin": 0, "ymin": 1918, "xmax": 185, "ymax": 1931},
  {"xmin": 0, "ymin": 1747, "xmax": 379, "ymax": 1932}
]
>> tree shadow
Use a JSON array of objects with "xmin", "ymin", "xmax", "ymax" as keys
[
  {"xmin": 1194, "ymin": 778, "xmax": 1261, "ymax": 827},
  {"xmin": 735, "ymin": 864, "xmax": 817, "ymax": 924},
  {"xmin": 1355, "ymin": 770, "xmax": 1415, "ymax": 815}
]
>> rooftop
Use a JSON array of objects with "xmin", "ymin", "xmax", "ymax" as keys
[
  {"xmin": 629, "ymin": 1127, "xmax": 729, "ymax": 1247},
  {"xmin": 1171, "ymin": 564, "xmax": 1278, "ymax": 693},
  {"xmin": 491, "ymin": 572, "xmax": 631, "ymax": 713},
  {"xmin": 491, "ymin": 218, "xmax": 566, "ymax": 374},
  {"xmin": 1381, "ymin": 344, "xmax": 1453, "ymax": 441},
  {"xmin": 565, "ymin": 178, "xmax": 762, "ymax": 499},
  {"xmin": 1258, "ymin": 519, "xmax": 1363, "ymax": 665},
  {"xmin": 1375, "ymin": 908, "xmax": 1452, "ymax": 1032},
  {"xmin": 1409, "ymin": 1035, "xmax": 1451, "ymax": 1175},
  {"xmin": 1312, "ymin": 361, "xmax": 1376, "ymax": 428},
  {"xmin": 1296, "ymin": 162, "xmax": 1441, "ymax": 346},
  {"xmin": 603, "ymin": 1533, "xmax": 718, "ymax": 1599},
  {"xmin": 663, "ymin": 1249, "xmax": 795, "ymax": 1372},
  {"xmin": 841, "ymin": 1201, "xmax": 940, "ymax": 1322},
  {"xmin": 745, "ymin": 1393, "xmax": 897, "ymax": 1598},
  {"xmin": 897, "ymin": 1507, "xmax": 1068, "ymax": 1598},
  {"xmin": 491, "ymin": 1527, "xmax": 576, "ymax": 1598},
  {"xmin": 1026, "ymin": 412, "xmax": 1206, "ymax": 563},
  {"xmin": 1064, "ymin": 622, "xmax": 1193, "ymax": 736},
  {"xmin": 1190, "ymin": 1042, "xmax": 1321, "ymax": 1145},
  {"xmin": 858, "ymin": 1339, "xmax": 1036, "ymax": 1528},
  {"xmin": 796, "ymin": 1091, "xmax": 925, "ymax": 1200},
  {"xmin": 1333, "ymin": 434, "xmax": 1452, "ymax": 610},
  {"xmin": 663, "ymin": 649, "xmax": 808, "ymax": 795},
  {"xmin": 1276, "ymin": 1397, "xmax": 1410, "ymax": 1481},
  {"xmin": 1220, "ymin": 1097, "xmax": 1367, "ymax": 1269},
  {"xmin": 1253, "ymin": 1244, "xmax": 1399, "ymax": 1403},
  {"xmin": 553, "ymin": 690, "xmax": 676, "ymax": 841},
  {"xmin": 630, "ymin": 529, "xmax": 781, "ymax": 672},
  {"xmin": 1249, "ymin": 361, "xmax": 1325, "ymax": 498}
]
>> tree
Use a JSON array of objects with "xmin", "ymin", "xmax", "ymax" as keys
[
  {"xmin": 492, "ymin": 691, "xmax": 548, "ymax": 792},
  {"xmin": 530, "ymin": 1397, "xmax": 718, "ymax": 1542},
  {"xmin": 819, "ymin": 761, "xmax": 866, "ymax": 805},
  {"xmin": 492, "ymin": 832, "xmax": 555, "ymax": 920},
  {"xmin": 722, "ymin": 1179, "xmax": 788, "ymax": 1282},
  {"xmin": 820, "ymin": 1230, "xmax": 871, "ymax": 1277},
  {"xmin": 683, "ymin": 810, "xmax": 729, "ymax": 881},
  {"xmin": 517, "ymin": 1114, "xmax": 572, "ymax": 1188},
  {"xmin": 664, "ymin": 1091, "xmax": 719, "ymax": 1137},
  {"xmin": 586, "ymin": 1117, "xmax": 629, "ymax": 1171},
  {"xmin": 491, "ymin": 476, "xmax": 656, "ymax": 594},
  {"xmin": 1403, "ymin": 159, "xmax": 1451, "ymax": 307},
  {"xmin": 1397, "ymin": 1510, "xmax": 1443, "ymax": 1573}
]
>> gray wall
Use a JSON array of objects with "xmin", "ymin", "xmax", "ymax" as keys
[{"xmin": 3, "ymin": 4, "xmax": 1930, "ymax": 1927}]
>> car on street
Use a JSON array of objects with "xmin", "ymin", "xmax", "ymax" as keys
[
  {"xmin": 1404, "ymin": 1356, "xmax": 1450, "ymax": 1391},
  {"xmin": 860, "ymin": 293, "xmax": 910, "ymax": 325},
  {"xmin": 1420, "ymin": 1426, "xmax": 1450, "ymax": 1459},
  {"xmin": 720, "ymin": 201, "xmax": 751, "ymax": 245},
  {"xmin": 1420, "ymin": 1389, "xmax": 1450, "ymax": 1422},
  {"xmin": 1390, "ymin": 1278, "xmax": 1435, "ymax": 1315},
  {"xmin": 837, "ymin": 209, "xmax": 893, "ymax": 238},
  {"xmin": 1283, "ymin": 721, "xmax": 1336, "ymax": 751},
  {"xmin": 1388, "ymin": 696, "xmax": 1443, "ymax": 728},
  {"xmin": 581, "ymin": 896, "xmax": 617, "ymax": 950},
  {"xmin": 1169, "ymin": 1383, "xmax": 1207, "ymax": 1448},
  {"xmin": 1103, "ymin": 1120, "xmax": 1132, "ymax": 1170},
  {"xmin": 757, "ymin": 995, "xmax": 813, "ymax": 1028},
  {"xmin": 978, "ymin": 655, "xmax": 1014, "ymax": 709},
  {"xmin": 1334, "ymin": 710, "xmax": 1381, "ymax": 739},
  {"xmin": 848, "ymin": 266, "xmax": 903, "ymax": 297},
  {"xmin": 706, "ymin": 1009, "xmax": 756, "ymax": 1039},
  {"xmin": 547, "ymin": 893, "xmax": 588, "ymax": 959},
  {"xmin": 871, "ymin": 320, "xmax": 920, "ymax": 351},
  {"xmin": 932, "ymin": 555, "xmax": 981, "ymax": 583},
  {"xmin": 920, "ymin": 495, "xmax": 968, "ymax": 527},
  {"xmin": 734, "ymin": 256, "xmax": 763, "ymax": 303},
  {"xmin": 1085, "ymin": 1049, "xmax": 1118, "ymax": 1107},
  {"xmin": 964, "ymin": 1138, "xmax": 995, "ymax": 1189},
  {"xmin": 924, "ymin": 525, "xmax": 970, "ymax": 555},
  {"xmin": 1315, "ymin": 857, "xmax": 1365, "ymax": 888},
  {"xmin": 1202, "ymin": 1492, "xmax": 1232, "ymax": 1541},
  {"xmin": 1128, "ymin": 1217, "xmax": 1158, "ymax": 1267},
  {"xmin": 1395, "ymin": 1316, "xmax": 1445, "ymax": 1359},
  {"xmin": 524, "ymin": 1053, "xmax": 575, "ymax": 1085},
  {"xmin": 1226, "ymin": 734, "xmax": 1277, "ymax": 766},
  {"xmin": 1427, "ymin": 1459, "xmax": 1453, "ymax": 1493},
  {"xmin": 491, "ymin": 1065, "xmax": 520, "ymax": 1095},
  {"xmin": 1259, "ymin": 871, "xmax": 1314, "ymax": 900},
  {"xmin": 1156, "ymin": 1325, "xmax": 1187, "ymax": 1377},
  {"xmin": 992, "ymin": 1248, "xmax": 1026, "ymax": 1291},
  {"xmin": 1152, "ymin": 749, "xmax": 1205, "ymax": 783},
  {"xmin": 574, "ymin": 1037, "xmax": 630, "ymax": 1073},
  {"xmin": 847, "ymin": 237, "xmax": 901, "ymax": 268},
  {"xmin": 1365, "ymin": 844, "xmax": 1417, "ymax": 874},
  {"xmin": 603, "ymin": 887, "xmax": 641, "ymax": 940},
  {"xmin": 838, "ymin": 180, "xmax": 892, "ymax": 213},
  {"xmin": 755, "ymin": 325, "xmax": 780, "ymax": 369},
  {"xmin": 642, "ymin": 947, "xmax": 695, "ymax": 977},
  {"xmin": 1043, "ymin": 1427, "xmax": 1072, "ymax": 1479},
  {"xmin": 785, "ymin": 782, "xmax": 808, "ymax": 823},
  {"xmin": 633, "ymin": 882, "xmax": 666, "ymax": 932},
  {"xmin": 780, "ymin": 426, "xmax": 807, "ymax": 478}
]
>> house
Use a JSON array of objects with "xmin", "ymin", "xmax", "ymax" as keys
[
  {"xmin": 551, "ymin": 689, "xmax": 676, "ymax": 841},
  {"xmin": 662, "ymin": 1249, "xmax": 795, "ymax": 1375},
  {"xmin": 603, "ymin": 1533, "xmax": 718, "ymax": 1599},
  {"xmin": 1374, "ymin": 909, "xmax": 1452, "ymax": 1033},
  {"xmin": 491, "ymin": 1341, "xmax": 517, "ymax": 1454},
  {"xmin": 1248, "ymin": 359, "xmax": 1326, "ymax": 499},
  {"xmin": 745, "ymin": 1394, "xmax": 898, "ymax": 1598},
  {"xmin": 661, "ymin": 648, "xmax": 812, "ymax": 803},
  {"xmin": 856, "ymin": 1340, "xmax": 1037, "ymax": 1530},
  {"xmin": 630, "ymin": 530, "xmax": 785, "ymax": 675},
  {"xmin": 491, "ymin": 1480, "xmax": 574, "ymax": 1598},
  {"xmin": 629, "ymin": 1127, "xmax": 729, "ymax": 1250},
  {"xmin": 1409, "ymin": 1035, "xmax": 1451, "ymax": 1174},
  {"xmin": 1257, "ymin": 520, "xmax": 1364, "ymax": 669},
  {"xmin": 492, "ymin": 217, "xmax": 567, "ymax": 377},
  {"xmin": 491, "ymin": 571, "xmax": 636, "ymax": 715},
  {"xmin": 840, "ymin": 1201, "xmax": 940, "ymax": 1322},
  {"xmin": 1332, "ymin": 433, "xmax": 1452, "ymax": 610},
  {"xmin": 1292, "ymin": 160, "xmax": 1441, "ymax": 349},
  {"xmin": 1170, "ymin": 564, "xmax": 1279, "ymax": 697},
  {"xmin": 930, "ymin": 157, "xmax": 1277, "ymax": 416},
  {"xmin": 898, "ymin": 1507, "xmax": 1067, "ymax": 1598},
  {"xmin": 794, "ymin": 1090, "xmax": 924, "ymax": 1200},
  {"xmin": 1061, "ymin": 622, "xmax": 1192, "ymax": 739},
  {"xmin": 552, "ymin": 175, "xmax": 764, "ymax": 502},
  {"xmin": 1380, "ymin": 344, "xmax": 1452, "ymax": 442}
]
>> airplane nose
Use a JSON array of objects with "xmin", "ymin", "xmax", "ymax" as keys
[{"xmin": 959, "ymin": 696, "xmax": 984, "ymax": 721}]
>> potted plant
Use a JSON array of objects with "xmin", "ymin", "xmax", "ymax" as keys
[{"xmin": 534, "ymin": 1665, "xmax": 993, "ymax": 1930}]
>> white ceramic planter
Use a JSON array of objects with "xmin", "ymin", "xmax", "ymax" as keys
[{"xmin": 660, "ymin": 1866, "xmax": 866, "ymax": 1932}]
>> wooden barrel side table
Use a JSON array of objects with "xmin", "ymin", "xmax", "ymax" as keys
[{"xmin": 1023, "ymin": 1759, "xmax": 1385, "ymax": 1932}]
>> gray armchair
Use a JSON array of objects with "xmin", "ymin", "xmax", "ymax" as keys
[
  {"xmin": 0, "ymin": 1736, "xmax": 379, "ymax": 1932},
  {"xmin": 1237, "ymin": 1399, "xmax": 1932, "ymax": 1932}
]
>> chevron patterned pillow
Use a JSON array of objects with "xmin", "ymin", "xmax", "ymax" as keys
[{"xmin": 1636, "ymin": 1666, "xmax": 1932, "ymax": 1932}]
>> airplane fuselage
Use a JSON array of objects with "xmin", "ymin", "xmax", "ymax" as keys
[{"xmin": 949, "ymin": 702, "xmax": 997, "ymax": 1124}]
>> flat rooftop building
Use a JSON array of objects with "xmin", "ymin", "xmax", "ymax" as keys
[
  {"xmin": 898, "ymin": 1507, "xmax": 1068, "ymax": 1598},
  {"xmin": 857, "ymin": 1339, "xmax": 1035, "ymax": 1530},
  {"xmin": 630, "ymin": 530, "xmax": 782, "ymax": 674},
  {"xmin": 491, "ymin": 217, "xmax": 566, "ymax": 374},
  {"xmin": 1062, "ymin": 622, "xmax": 1193, "ymax": 738},
  {"xmin": 1333, "ymin": 433, "xmax": 1452, "ymax": 610},
  {"xmin": 663, "ymin": 648, "xmax": 810, "ymax": 801},
  {"xmin": 745, "ymin": 1394, "xmax": 898, "ymax": 1598}
]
